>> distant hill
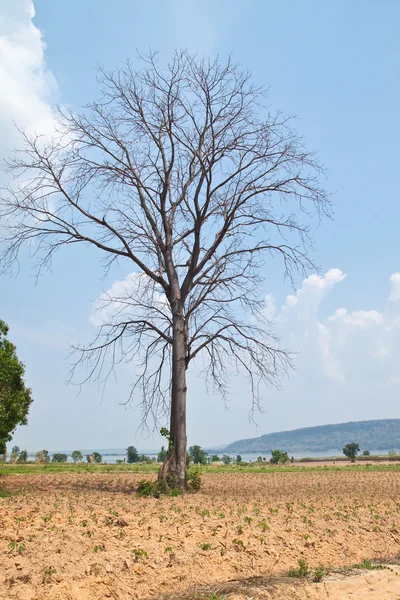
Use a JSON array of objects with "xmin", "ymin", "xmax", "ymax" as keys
[{"xmin": 222, "ymin": 419, "xmax": 400, "ymax": 454}]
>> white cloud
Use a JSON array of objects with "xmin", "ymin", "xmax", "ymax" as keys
[
  {"xmin": 317, "ymin": 322, "xmax": 345, "ymax": 382},
  {"xmin": 329, "ymin": 308, "xmax": 384, "ymax": 328},
  {"xmin": 263, "ymin": 293, "xmax": 276, "ymax": 321},
  {"xmin": 270, "ymin": 269, "xmax": 400, "ymax": 387},
  {"xmin": 0, "ymin": 0, "xmax": 57, "ymax": 161},
  {"xmin": 389, "ymin": 273, "xmax": 400, "ymax": 302},
  {"xmin": 91, "ymin": 272, "xmax": 169, "ymax": 327}
]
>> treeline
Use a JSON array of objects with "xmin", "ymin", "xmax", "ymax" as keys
[{"xmin": 0, "ymin": 446, "xmax": 105, "ymax": 464}]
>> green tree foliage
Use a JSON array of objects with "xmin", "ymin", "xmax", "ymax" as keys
[
  {"xmin": 10, "ymin": 445, "xmax": 20, "ymax": 462},
  {"xmin": 18, "ymin": 449, "xmax": 28, "ymax": 462},
  {"xmin": 188, "ymin": 445, "xmax": 207, "ymax": 465},
  {"xmin": 71, "ymin": 450, "xmax": 83, "ymax": 463},
  {"xmin": 363, "ymin": 450, "xmax": 370, "ymax": 456},
  {"xmin": 157, "ymin": 446, "xmax": 167, "ymax": 463},
  {"xmin": 210, "ymin": 454, "xmax": 220, "ymax": 462},
  {"xmin": 36, "ymin": 449, "xmax": 49, "ymax": 463},
  {"xmin": 127, "ymin": 446, "xmax": 140, "ymax": 463},
  {"xmin": 86, "ymin": 452, "xmax": 103, "ymax": 463},
  {"xmin": 0, "ymin": 321, "xmax": 33, "ymax": 454},
  {"xmin": 221, "ymin": 454, "xmax": 232, "ymax": 465},
  {"xmin": 236, "ymin": 455, "xmax": 242, "ymax": 464},
  {"xmin": 343, "ymin": 442, "xmax": 360, "ymax": 462},
  {"xmin": 52, "ymin": 453, "xmax": 68, "ymax": 463},
  {"xmin": 270, "ymin": 449, "xmax": 289, "ymax": 464}
]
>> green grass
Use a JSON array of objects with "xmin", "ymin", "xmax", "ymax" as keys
[{"xmin": 1, "ymin": 461, "xmax": 400, "ymax": 476}]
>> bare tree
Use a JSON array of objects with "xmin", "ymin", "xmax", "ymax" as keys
[{"xmin": 0, "ymin": 51, "xmax": 330, "ymax": 487}]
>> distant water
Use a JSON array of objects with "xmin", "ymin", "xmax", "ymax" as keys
[{"xmin": 20, "ymin": 448, "xmax": 397, "ymax": 463}]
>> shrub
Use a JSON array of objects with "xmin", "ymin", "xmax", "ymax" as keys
[
  {"xmin": 221, "ymin": 454, "xmax": 232, "ymax": 465},
  {"xmin": 137, "ymin": 479, "xmax": 177, "ymax": 498},
  {"xmin": 362, "ymin": 450, "xmax": 370, "ymax": 456},
  {"xmin": 186, "ymin": 468, "xmax": 202, "ymax": 491},
  {"xmin": 270, "ymin": 449, "xmax": 289, "ymax": 464},
  {"xmin": 289, "ymin": 559, "xmax": 310, "ymax": 578},
  {"xmin": 313, "ymin": 565, "xmax": 325, "ymax": 582},
  {"xmin": 52, "ymin": 453, "xmax": 68, "ymax": 463}
]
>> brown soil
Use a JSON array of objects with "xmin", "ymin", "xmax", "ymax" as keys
[{"xmin": 1, "ymin": 471, "xmax": 400, "ymax": 599}]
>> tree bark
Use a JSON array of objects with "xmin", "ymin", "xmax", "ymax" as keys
[{"xmin": 158, "ymin": 313, "xmax": 187, "ymax": 488}]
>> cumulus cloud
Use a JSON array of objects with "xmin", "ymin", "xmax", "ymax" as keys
[
  {"xmin": 0, "ymin": 0, "xmax": 57, "ymax": 162},
  {"xmin": 265, "ymin": 269, "xmax": 400, "ymax": 388},
  {"xmin": 91, "ymin": 272, "xmax": 168, "ymax": 327},
  {"xmin": 389, "ymin": 273, "xmax": 400, "ymax": 302}
]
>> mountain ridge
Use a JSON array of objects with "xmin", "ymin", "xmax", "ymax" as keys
[{"xmin": 222, "ymin": 419, "xmax": 400, "ymax": 453}]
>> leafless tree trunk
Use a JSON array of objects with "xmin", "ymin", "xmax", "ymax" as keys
[{"xmin": 0, "ymin": 50, "xmax": 330, "ymax": 488}]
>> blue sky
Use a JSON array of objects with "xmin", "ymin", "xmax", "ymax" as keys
[{"xmin": 1, "ymin": 0, "xmax": 400, "ymax": 452}]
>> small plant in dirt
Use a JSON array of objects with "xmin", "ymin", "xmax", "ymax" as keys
[
  {"xmin": 133, "ymin": 548, "xmax": 148, "ymax": 562},
  {"xmin": 235, "ymin": 525, "xmax": 243, "ymax": 534},
  {"xmin": 232, "ymin": 538, "xmax": 244, "ymax": 551},
  {"xmin": 42, "ymin": 566, "xmax": 56, "ymax": 584},
  {"xmin": 289, "ymin": 559, "xmax": 311, "ymax": 578},
  {"xmin": 93, "ymin": 545, "xmax": 104, "ymax": 552},
  {"xmin": 354, "ymin": 559, "xmax": 385, "ymax": 570},
  {"xmin": 8, "ymin": 540, "xmax": 25, "ymax": 554},
  {"xmin": 313, "ymin": 565, "xmax": 326, "ymax": 582},
  {"xmin": 200, "ymin": 542, "xmax": 212, "ymax": 550},
  {"xmin": 257, "ymin": 520, "xmax": 269, "ymax": 531}
]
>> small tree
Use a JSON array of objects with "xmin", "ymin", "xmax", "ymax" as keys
[
  {"xmin": 127, "ymin": 446, "xmax": 140, "ymax": 463},
  {"xmin": 362, "ymin": 450, "xmax": 370, "ymax": 456},
  {"xmin": 157, "ymin": 446, "xmax": 167, "ymax": 463},
  {"xmin": 71, "ymin": 450, "xmax": 83, "ymax": 463},
  {"xmin": 236, "ymin": 455, "xmax": 242, "ymax": 464},
  {"xmin": 221, "ymin": 454, "xmax": 232, "ymax": 465},
  {"xmin": 211, "ymin": 454, "xmax": 220, "ymax": 463},
  {"xmin": 36, "ymin": 449, "xmax": 50, "ymax": 463},
  {"xmin": 18, "ymin": 449, "xmax": 28, "ymax": 462},
  {"xmin": 92, "ymin": 451, "xmax": 102, "ymax": 463},
  {"xmin": 10, "ymin": 445, "xmax": 20, "ymax": 463},
  {"xmin": 343, "ymin": 443, "xmax": 360, "ymax": 463},
  {"xmin": 188, "ymin": 445, "xmax": 207, "ymax": 465},
  {"xmin": 388, "ymin": 449, "xmax": 397, "ymax": 456},
  {"xmin": 270, "ymin": 449, "xmax": 289, "ymax": 464},
  {"xmin": 36, "ymin": 450, "xmax": 50, "ymax": 463},
  {"xmin": 0, "ymin": 321, "xmax": 33, "ymax": 455},
  {"xmin": 52, "ymin": 453, "xmax": 68, "ymax": 463}
]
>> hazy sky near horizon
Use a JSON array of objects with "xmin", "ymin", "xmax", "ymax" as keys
[{"xmin": 1, "ymin": 0, "xmax": 400, "ymax": 452}]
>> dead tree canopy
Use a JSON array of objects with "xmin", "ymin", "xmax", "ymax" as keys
[{"xmin": 0, "ymin": 50, "xmax": 330, "ymax": 486}]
